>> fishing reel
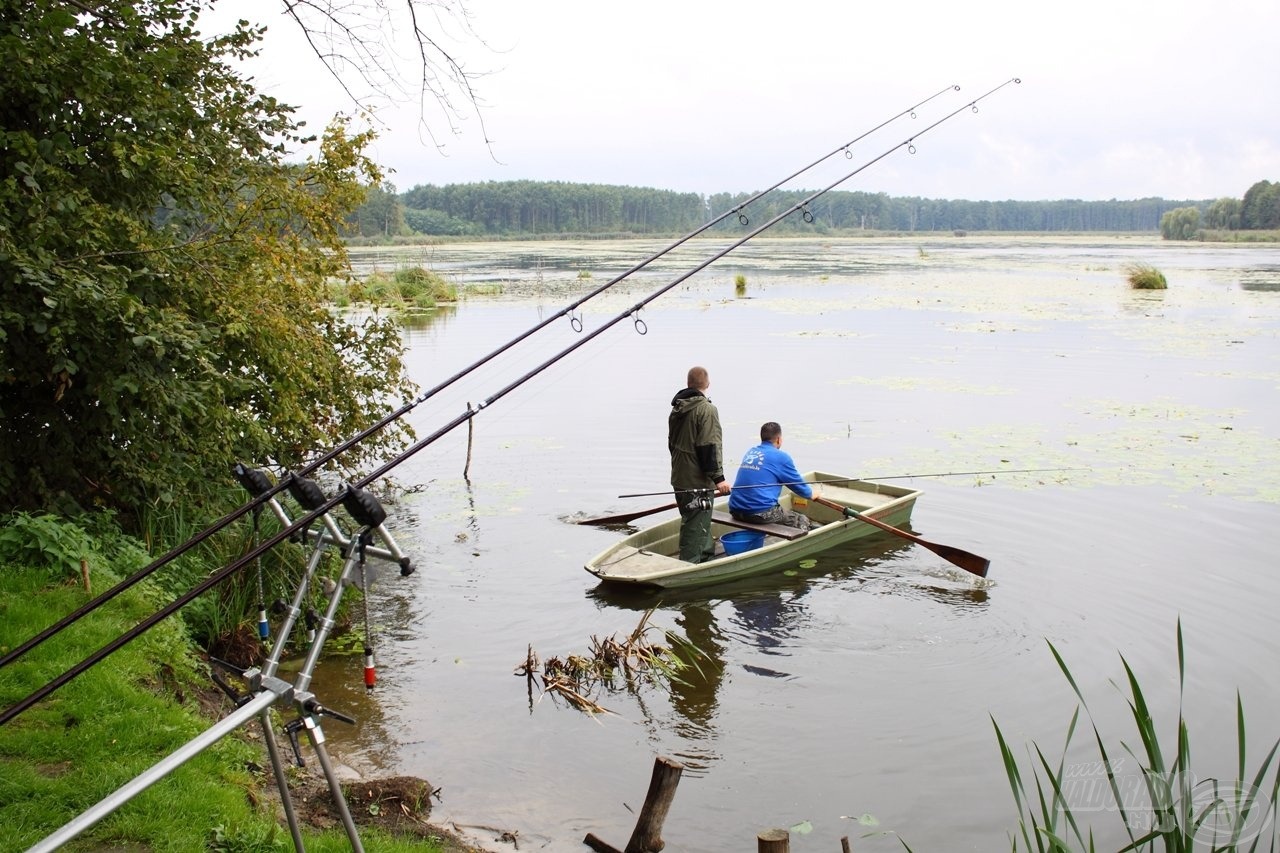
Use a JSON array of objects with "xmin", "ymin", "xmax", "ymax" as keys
[{"xmin": 683, "ymin": 490, "xmax": 714, "ymax": 513}]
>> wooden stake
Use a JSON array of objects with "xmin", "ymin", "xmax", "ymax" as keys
[
  {"xmin": 80, "ymin": 558, "xmax": 91, "ymax": 593},
  {"xmin": 463, "ymin": 403, "xmax": 474, "ymax": 480},
  {"xmin": 841, "ymin": 836, "xmax": 853, "ymax": 853},
  {"xmin": 757, "ymin": 828, "xmax": 789, "ymax": 852},
  {"xmin": 624, "ymin": 756, "xmax": 684, "ymax": 853},
  {"xmin": 584, "ymin": 756, "xmax": 685, "ymax": 853}
]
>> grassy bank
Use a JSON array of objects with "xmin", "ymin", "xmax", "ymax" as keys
[
  {"xmin": 1198, "ymin": 228, "xmax": 1280, "ymax": 242},
  {"xmin": 0, "ymin": 515, "xmax": 471, "ymax": 852}
]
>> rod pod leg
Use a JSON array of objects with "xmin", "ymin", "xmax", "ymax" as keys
[
  {"xmin": 260, "ymin": 709, "xmax": 307, "ymax": 853},
  {"xmin": 302, "ymin": 713, "xmax": 365, "ymax": 853}
]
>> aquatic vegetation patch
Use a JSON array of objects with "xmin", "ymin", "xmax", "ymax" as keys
[
  {"xmin": 781, "ymin": 328, "xmax": 866, "ymax": 338},
  {"xmin": 514, "ymin": 609, "xmax": 701, "ymax": 715},
  {"xmin": 1125, "ymin": 261, "xmax": 1168, "ymax": 289},
  {"xmin": 836, "ymin": 375, "xmax": 1016, "ymax": 396},
  {"xmin": 855, "ymin": 396, "xmax": 1280, "ymax": 503}
]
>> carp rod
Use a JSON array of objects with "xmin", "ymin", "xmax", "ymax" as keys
[
  {"xmin": 0, "ymin": 76, "xmax": 1020, "ymax": 726},
  {"xmin": 0, "ymin": 83, "xmax": 964, "ymax": 674}
]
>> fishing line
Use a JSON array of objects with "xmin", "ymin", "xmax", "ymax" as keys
[
  {"xmin": 617, "ymin": 467, "xmax": 1086, "ymax": 498},
  {"xmin": 0, "ymin": 83, "xmax": 961, "ymax": 672},
  {"xmin": 0, "ymin": 79, "xmax": 1019, "ymax": 724}
]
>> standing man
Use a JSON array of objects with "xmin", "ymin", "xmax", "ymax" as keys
[
  {"xmin": 728, "ymin": 422, "xmax": 813, "ymax": 531},
  {"xmin": 669, "ymin": 366, "xmax": 730, "ymax": 563}
]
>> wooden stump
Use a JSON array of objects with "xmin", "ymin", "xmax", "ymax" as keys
[
  {"xmin": 757, "ymin": 828, "xmax": 789, "ymax": 852},
  {"xmin": 583, "ymin": 756, "xmax": 685, "ymax": 853},
  {"xmin": 624, "ymin": 756, "xmax": 684, "ymax": 853}
]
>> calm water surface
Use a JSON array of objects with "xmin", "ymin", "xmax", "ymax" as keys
[{"xmin": 312, "ymin": 236, "xmax": 1280, "ymax": 852}]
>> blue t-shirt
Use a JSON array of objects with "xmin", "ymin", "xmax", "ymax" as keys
[{"xmin": 728, "ymin": 442, "xmax": 813, "ymax": 514}]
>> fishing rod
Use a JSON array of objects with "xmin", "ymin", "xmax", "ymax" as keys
[
  {"xmin": 615, "ymin": 467, "xmax": 1086, "ymax": 498},
  {"xmin": 0, "ymin": 83, "xmax": 963, "ymax": 673},
  {"xmin": 0, "ymin": 77, "xmax": 1020, "ymax": 726}
]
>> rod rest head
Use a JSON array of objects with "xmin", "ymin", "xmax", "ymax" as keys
[
  {"xmin": 341, "ymin": 484, "xmax": 387, "ymax": 528},
  {"xmin": 231, "ymin": 462, "xmax": 273, "ymax": 497},
  {"xmin": 285, "ymin": 473, "xmax": 329, "ymax": 512}
]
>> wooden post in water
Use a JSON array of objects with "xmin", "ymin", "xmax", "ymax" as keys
[
  {"xmin": 583, "ymin": 755, "xmax": 684, "ymax": 853},
  {"xmin": 757, "ymin": 828, "xmax": 789, "ymax": 852},
  {"xmin": 840, "ymin": 836, "xmax": 852, "ymax": 853},
  {"xmin": 463, "ymin": 402, "xmax": 474, "ymax": 480},
  {"xmin": 624, "ymin": 755, "xmax": 684, "ymax": 853}
]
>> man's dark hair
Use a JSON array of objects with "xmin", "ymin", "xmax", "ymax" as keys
[{"xmin": 760, "ymin": 422, "xmax": 782, "ymax": 442}]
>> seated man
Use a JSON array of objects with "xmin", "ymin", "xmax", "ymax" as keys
[{"xmin": 728, "ymin": 422, "xmax": 814, "ymax": 531}]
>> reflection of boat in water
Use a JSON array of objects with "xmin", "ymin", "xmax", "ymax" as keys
[{"xmin": 584, "ymin": 473, "xmax": 920, "ymax": 589}]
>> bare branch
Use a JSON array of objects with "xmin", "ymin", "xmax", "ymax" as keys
[{"xmin": 276, "ymin": 0, "xmax": 496, "ymax": 159}]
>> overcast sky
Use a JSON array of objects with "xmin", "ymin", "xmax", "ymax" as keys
[{"xmin": 210, "ymin": 0, "xmax": 1280, "ymax": 202}]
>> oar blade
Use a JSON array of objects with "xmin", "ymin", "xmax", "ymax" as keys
[
  {"xmin": 918, "ymin": 541, "xmax": 990, "ymax": 578},
  {"xmin": 815, "ymin": 495, "xmax": 991, "ymax": 578}
]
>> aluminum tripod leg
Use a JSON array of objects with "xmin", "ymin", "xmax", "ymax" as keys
[
  {"xmin": 245, "ymin": 529, "xmax": 333, "ymax": 853},
  {"xmin": 273, "ymin": 528, "xmax": 377, "ymax": 851},
  {"xmin": 302, "ymin": 712, "xmax": 365, "ymax": 853},
  {"xmin": 261, "ymin": 709, "xmax": 307, "ymax": 852}
]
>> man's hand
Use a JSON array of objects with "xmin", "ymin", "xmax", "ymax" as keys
[{"xmin": 714, "ymin": 480, "xmax": 731, "ymax": 496}]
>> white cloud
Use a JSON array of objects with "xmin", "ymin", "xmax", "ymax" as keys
[{"xmin": 208, "ymin": 0, "xmax": 1280, "ymax": 201}]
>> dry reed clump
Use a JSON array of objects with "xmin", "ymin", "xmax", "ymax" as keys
[
  {"xmin": 1125, "ymin": 262, "xmax": 1168, "ymax": 290},
  {"xmin": 514, "ymin": 609, "xmax": 697, "ymax": 715}
]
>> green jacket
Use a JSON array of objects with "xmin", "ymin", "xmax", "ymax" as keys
[{"xmin": 668, "ymin": 388, "xmax": 724, "ymax": 490}]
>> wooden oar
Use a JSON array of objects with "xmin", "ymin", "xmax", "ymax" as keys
[
  {"xmin": 811, "ymin": 495, "xmax": 990, "ymax": 578},
  {"xmin": 576, "ymin": 501, "xmax": 679, "ymax": 526}
]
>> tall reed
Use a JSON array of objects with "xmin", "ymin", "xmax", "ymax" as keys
[
  {"xmin": 1125, "ymin": 262, "xmax": 1168, "ymax": 290},
  {"xmin": 992, "ymin": 620, "xmax": 1279, "ymax": 852}
]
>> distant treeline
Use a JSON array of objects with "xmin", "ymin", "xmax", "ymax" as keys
[{"xmin": 346, "ymin": 179, "xmax": 1276, "ymax": 239}]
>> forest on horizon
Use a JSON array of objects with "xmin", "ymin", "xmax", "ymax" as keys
[{"xmin": 347, "ymin": 178, "xmax": 1280, "ymax": 240}]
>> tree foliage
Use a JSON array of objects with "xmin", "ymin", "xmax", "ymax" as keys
[
  {"xmin": 1241, "ymin": 180, "xmax": 1280, "ymax": 230},
  {"xmin": 399, "ymin": 181, "xmax": 1210, "ymax": 236},
  {"xmin": 0, "ymin": 0, "xmax": 415, "ymax": 520},
  {"xmin": 402, "ymin": 180, "xmax": 707, "ymax": 235},
  {"xmin": 1160, "ymin": 206, "xmax": 1201, "ymax": 240},
  {"xmin": 1204, "ymin": 197, "xmax": 1242, "ymax": 230},
  {"xmin": 347, "ymin": 182, "xmax": 408, "ymax": 238}
]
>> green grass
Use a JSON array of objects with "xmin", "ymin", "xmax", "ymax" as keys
[
  {"xmin": 992, "ymin": 620, "xmax": 1279, "ymax": 852},
  {"xmin": 0, "ymin": 515, "xmax": 446, "ymax": 852},
  {"xmin": 1125, "ymin": 262, "xmax": 1168, "ymax": 290},
  {"xmin": 1198, "ymin": 229, "xmax": 1280, "ymax": 243}
]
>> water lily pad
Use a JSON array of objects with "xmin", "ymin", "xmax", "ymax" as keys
[
  {"xmin": 798, "ymin": 558, "xmax": 818, "ymax": 569},
  {"xmin": 838, "ymin": 813, "xmax": 881, "ymax": 827},
  {"xmin": 789, "ymin": 820, "xmax": 813, "ymax": 835}
]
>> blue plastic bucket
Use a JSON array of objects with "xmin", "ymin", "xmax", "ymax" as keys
[{"xmin": 721, "ymin": 530, "xmax": 765, "ymax": 555}]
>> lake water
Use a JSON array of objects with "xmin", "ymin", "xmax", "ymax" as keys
[{"xmin": 311, "ymin": 235, "xmax": 1280, "ymax": 852}]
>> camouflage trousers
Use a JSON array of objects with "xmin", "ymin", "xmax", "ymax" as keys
[{"xmin": 730, "ymin": 503, "xmax": 812, "ymax": 531}]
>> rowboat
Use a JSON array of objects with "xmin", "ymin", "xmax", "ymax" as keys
[{"xmin": 584, "ymin": 471, "xmax": 922, "ymax": 589}]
